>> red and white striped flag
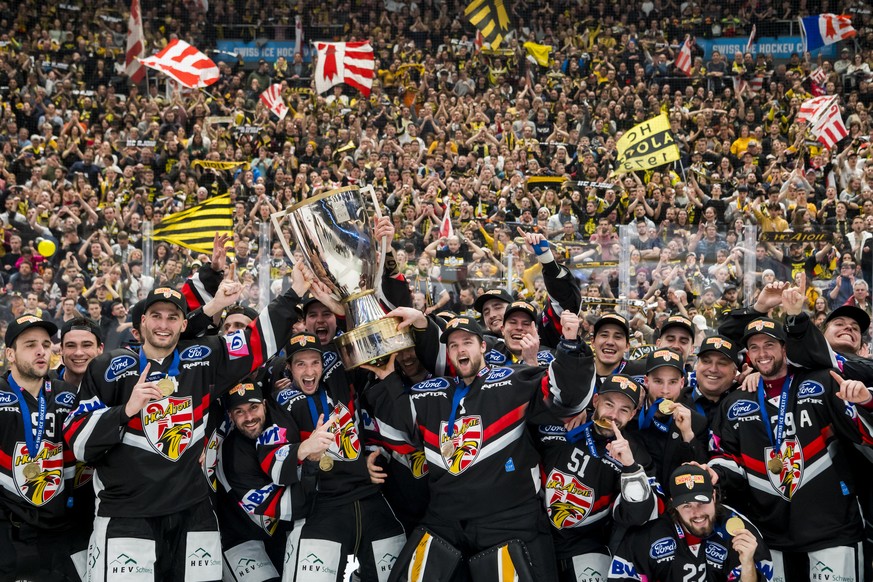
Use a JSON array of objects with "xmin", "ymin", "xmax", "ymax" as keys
[
  {"xmin": 259, "ymin": 84, "xmax": 288, "ymax": 120},
  {"xmin": 810, "ymin": 67, "xmax": 828, "ymax": 87},
  {"xmin": 675, "ymin": 37, "xmax": 693, "ymax": 76},
  {"xmin": 125, "ymin": 0, "xmax": 145, "ymax": 83},
  {"xmin": 797, "ymin": 95, "xmax": 835, "ymax": 123},
  {"xmin": 810, "ymin": 99, "xmax": 848, "ymax": 149},
  {"xmin": 439, "ymin": 198, "xmax": 453, "ymax": 239},
  {"xmin": 745, "ymin": 25, "xmax": 756, "ymax": 53},
  {"xmin": 314, "ymin": 41, "xmax": 375, "ymax": 96},
  {"xmin": 140, "ymin": 39, "xmax": 220, "ymax": 88}
]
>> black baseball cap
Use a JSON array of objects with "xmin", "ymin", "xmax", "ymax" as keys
[
  {"xmin": 301, "ymin": 294, "xmax": 327, "ymax": 315},
  {"xmin": 225, "ymin": 304, "xmax": 259, "ymax": 322},
  {"xmin": 741, "ymin": 317, "xmax": 786, "ymax": 347},
  {"xmin": 598, "ymin": 374, "xmax": 642, "ymax": 408},
  {"xmin": 60, "ymin": 317, "xmax": 103, "ymax": 344},
  {"xmin": 646, "ymin": 348, "xmax": 685, "ymax": 374},
  {"xmin": 658, "ymin": 314, "xmax": 695, "ymax": 341},
  {"xmin": 440, "ymin": 316, "xmax": 485, "ymax": 344},
  {"xmin": 669, "ymin": 464, "xmax": 714, "ymax": 506},
  {"xmin": 825, "ymin": 305, "xmax": 871, "ymax": 335},
  {"xmin": 593, "ymin": 312, "xmax": 630, "ymax": 339},
  {"xmin": 502, "ymin": 300, "xmax": 537, "ymax": 322},
  {"xmin": 225, "ymin": 381, "xmax": 265, "ymax": 410},
  {"xmin": 143, "ymin": 287, "xmax": 188, "ymax": 316},
  {"xmin": 5, "ymin": 315, "xmax": 58, "ymax": 346},
  {"xmin": 696, "ymin": 335, "xmax": 739, "ymax": 367},
  {"xmin": 286, "ymin": 332, "xmax": 322, "ymax": 359},
  {"xmin": 473, "ymin": 288, "xmax": 513, "ymax": 313}
]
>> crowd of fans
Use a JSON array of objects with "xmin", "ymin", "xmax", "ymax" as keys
[{"xmin": 2, "ymin": 0, "xmax": 873, "ymax": 368}]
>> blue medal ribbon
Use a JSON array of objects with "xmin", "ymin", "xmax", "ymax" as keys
[
  {"xmin": 566, "ymin": 421, "xmax": 621, "ymax": 466},
  {"xmin": 446, "ymin": 366, "xmax": 489, "ymax": 439},
  {"xmin": 138, "ymin": 348, "xmax": 181, "ymax": 380},
  {"xmin": 306, "ymin": 389, "xmax": 331, "ymax": 427},
  {"xmin": 7, "ymin": 375, "xmax": 51, "ymax": 459},
  {"xmin": 756, "ymin": 375, "xmax": 793, "ymax": 449},
  {"xmin": 638, "ymin": 398, "xmax": 673, "ymax": 433},
  {"xmin": 690, "ymin": 388, "xmax": 707, "ymax": 417}
]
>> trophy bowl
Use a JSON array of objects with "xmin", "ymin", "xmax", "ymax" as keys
[{"xmin": 274, "ymin": 186, "xmax": 414, "ymax": 369}]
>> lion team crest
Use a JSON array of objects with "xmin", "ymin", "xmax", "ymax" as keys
[
  {"xmin": 765, "ymin": 438, "xmax": 804, "ymax": 500},
  {"xmin": 13, "ymin": 441, "xmax": 64, "ymax": 506},
  {"xmin": 142, "ymin": 396, "xmax": 194, "ymax": 461},
  {"xmin": 439, "ymin": 415, "xmax": 482, "ymax": 475},
  {"xmin": 545, "ymin": 469, "xmax": 594, "ymax": 529}
]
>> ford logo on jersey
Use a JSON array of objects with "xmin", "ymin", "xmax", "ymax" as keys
[
  {"xmin": 105, "ymin": 355, "xmax": 136, "ymax": 382},
  {"xmin": 726, "ymin": 400, "xmax": 760, "ymax": 420},
  {"xmin": 538, "ymin": 425, "xmax": 566, "ymax": 436},
  {"xmin": 537, "ymin": 350, "xmax": 555, "ymax": 364},
  {"xmin": 484, "ymin": 349, "xmax": 507, "ymax": 364},
  {"xmin": 705, "ymin": 542, "xmax": 728, "ymax": 564},
  {"xmin": 412, "ymin": 378, "xmax": 450, "ymax": 391},
  {"xmin": 485, "ymin": 367, "xmax": 513, "ymax": 383},
  {"xmin": 276, "ymin": 389, "xmax": 301, "ymax": 406},
  {"xmin": 797, "ymin": 380, "xmax": 825, "ymax": 399},
  {"xmin": 0, "ymin": 391, "xmax": 18, "ymax": 406},
  {"xmin": 180, "ymin": 345, "xmax": 212, "ymax": 361},
  {"xmin": 649, "ymin": 538, "xmax": 676, "ymax": 559},
  {"xmin": 322, "ymin": 351, "xmax": 338, "ymax": 369},
  {"xmin": 55, "ymin": 392, "xmax": 77, "ymax": 408}
]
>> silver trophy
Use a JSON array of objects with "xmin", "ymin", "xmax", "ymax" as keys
[{"xmin": 271, "ymin": 185, "xmax": 414, "ymax": 369}]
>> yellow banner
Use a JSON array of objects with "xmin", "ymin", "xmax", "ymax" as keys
[
  {"xmin": 615, "ymin": 113, "xmax": 680, "ymax": 174},
  {"xmin": 191, "ymin": 160, "xmax": 251, "ymax": 171}
]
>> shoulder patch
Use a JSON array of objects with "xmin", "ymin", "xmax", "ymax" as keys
[
  {"xmin": 322, "ymin": 351, "xmax": 339, "ymax": 369},
  {"xmin": 180, "ymin": 345, "xmax": 212, "ymax": 361},
  {"xmin": 104, "ymin": 354, "xmax": 137, "ymax": 382},
  {"xmin": 484, "ymin": 349, "xmax": 507, "ymax": 364},
  {"xmin": 726, "ymin": 399, "xmax": 760, "ymax": 421},
  {"xmin": 485, "ymin": 366, "xmax": 514, "ymax": 383},
  {"xmin": 649, "ymin": 537, "xmax": 677, "ymax": 560},
  {"xmin": 412, "ymin": 377, "xmax": 450, "ymax": 392},
  {"xmin": 537, "ymin": 350, "xmax": 556, "ymax": 364},
  {"xmin": 0, "ymin": 391, "xmax": 19, "ymax": 406},
  {"xmin": 276, "ymin": 388, "xmax": 302, "ymax": 406},
  {"xmin": 705, "ymin": 541, "xmax": 728, "ymax": 564},
  {"xmin": 538, "ymin": 424, "xmax": 567, "ymax": 436},
  {"xmin": 55, "ymin": 391, "xmax": 77, "ymax": 408},
  {"xmin": 796, "ymin": 380, "xmax": 824, "ymax": 399}
]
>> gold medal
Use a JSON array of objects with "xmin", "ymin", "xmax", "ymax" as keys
[
  {"xmin": 22, "ymin": 462, "xmax": 40, "ymax": 480},
  {"xmin": 658, "ymin": 399, "xmax": 675, "ymax": 415},
  {"xmin": 441, "ymin": 442, "xmax": 455, "ymax": 458},
  {"xmin": 725, "ymin": 517, "xmax": 745, "ymax": 536},
  {"xmin": 593, "ymin": 418, "xmax": 612, "ymax": 429},
  {"xmin": 318, "ymin": 455, "xmax": 334, "ymax": 471},
  {"xmin": 767, "ymin": 456, "xmax": 783, "ymax": 474},
  {"xmin": 157, "ymin": 377, "xmax": 176, "ymax": 397}
]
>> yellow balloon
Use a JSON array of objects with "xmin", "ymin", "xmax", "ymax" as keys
[{"xmin": 37, "ymin": 239, "xmax": 56, "ymax": 257}]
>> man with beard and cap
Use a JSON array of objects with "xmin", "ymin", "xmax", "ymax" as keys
[
  {"xmin": 609, "ymin": 464, "xmax": 772, "ymax": 582},
  {"xmin": 216, "ymin": 380, "xmax": 329, "ymax": 582},
  {"xmin": 0, "ymin": 315, "xmax": 81, "ymax": 581},
  {"xmin": 708, "ymin": 284, "xmax": 873, "ymax": 582},
  {"xmin": 473, "ymin": 288, "xmax": 513, "ymax": 336},
  {"xmin": 536, "ymin": 375, "xmax": 657, "ymax": 582},
  {"xmin": 362, "ymin": 308, "xmax": 594, "ymax": 581},
  {"xmin": 632, "ymin": 348, "xmax": 709, "ymax": 488},
  {"xmin": 259, "ymin": 331, "xmax": 406, "ymax": 582}
]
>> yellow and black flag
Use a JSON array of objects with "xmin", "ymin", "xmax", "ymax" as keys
[
  {"xmin": 152, "ymin": 193, "xmax": 234, "ymax": 254},
  {"xmin": 464, "ymin": 0, "xmax": 512, "ymax": 50},
  {"xmin": 615, "ymin": 113, "xmax": 681, "ymax": 174}
]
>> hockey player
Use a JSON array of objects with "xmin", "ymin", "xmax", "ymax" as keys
[
  {"xmin": 0, "ymin": 315, "xmax": 80, "ymax": 580},
  {"xmin": 609, "ymin": 464, "xmax": 772, "ymax": 581},
  {"xmin": 362, "ymin": 308, "xmax": 595, "ymax": 581},
  {"xmin": 63, "ymin": 268, "xmax": 302, "ymax": 581}
]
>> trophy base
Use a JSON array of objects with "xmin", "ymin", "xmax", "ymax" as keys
[{"xmin": 336, "ymin": 317, "xmax": 415, "ymax": 370}]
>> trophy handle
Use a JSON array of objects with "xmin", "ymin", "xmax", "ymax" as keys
[{"xmin": 360, "ymin": 185, "xmax": 388, "ymax": 285}]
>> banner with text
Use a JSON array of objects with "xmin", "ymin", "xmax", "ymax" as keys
[
  {"xmin": 695, "ymin": 36, "xmax": 837, "ymax": 60},
  {"xmin": 216, "ymin": 40, "xmax": 313, "ymax": 63}
]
